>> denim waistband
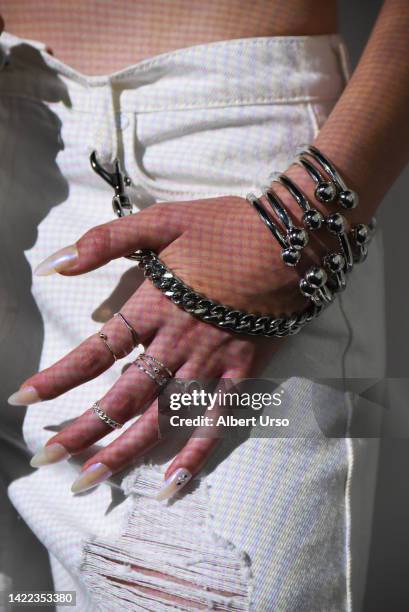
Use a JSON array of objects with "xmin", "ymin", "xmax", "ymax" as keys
[{"xmin": 0, "ymin": 31, "xmax": 349, "ymax": 113}]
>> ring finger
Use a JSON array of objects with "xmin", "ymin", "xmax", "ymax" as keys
[
  {"xmin": 68, "ymin": 355, "xmax": 221, "ymax": 494},
  {"xmin": 29, "ymin": 334, "xmax": 185, "ymax": 466},
  {"xmin": 7, "ymin": 281, "xmax": 161, "ymax": 405}
]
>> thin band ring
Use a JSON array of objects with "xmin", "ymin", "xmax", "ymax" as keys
[
  {"xmin": 140, "ymin": 353, "xmax": 173, "ymax": 378},
  {"xmin": 133, "ymin": 361, "xmax": 170, "ymax": 387},
  {"xmin": 133, "ymin": 352, "xmax": 173, "ymax": 387},
  {"xmin": 114, "ymin": 312, "xmax": 139, "ymax": 347},
  {"xmin": 98, "ymin": 332, "xmax": 121, "ymax": 361},
  {"xmin": 92, "ymin": 400, "xmax": 123, "ymax": 429}
]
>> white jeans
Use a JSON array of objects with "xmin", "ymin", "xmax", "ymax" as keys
[{"xmin": 0, "ymin": 31, "xmax": 385, "ymax": 611}]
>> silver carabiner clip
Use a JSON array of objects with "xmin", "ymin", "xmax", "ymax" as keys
[{"xmin": 90, "ymin": 150, "xmax": 133, "ymax": 218}]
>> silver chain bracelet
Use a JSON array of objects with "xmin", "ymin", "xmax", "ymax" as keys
[{"xmin": 132, "ymin": 249, "xmax": 325, "ymax": 337}]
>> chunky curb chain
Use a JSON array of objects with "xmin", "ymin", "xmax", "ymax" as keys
[{"xmin": 133, "ymin": 249, "xmax": 324, "ymax": 337}]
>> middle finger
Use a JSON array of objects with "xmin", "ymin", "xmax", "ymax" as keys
[{"xmin": 29, "ymin": 334, "xmax": 185, "ymax": 465}]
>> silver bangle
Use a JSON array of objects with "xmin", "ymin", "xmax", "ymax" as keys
[
  {"xmin": 351, "ymin": 220, "xmax": 376, "ymax": 263},
  {"xmin": 264, "ymin": 187, "xmax": 309, "ymax": 253},
  {"xmin": 246, "ymin": 192, "xmax": 288, "ymax": 249},
  {"xmin": 247, "ymin": 190, "xmax": 310, "ymax": 268},
  {"xmin": 323, "ymin": 252, "xmax": 347, "ymax": 293},
  {"xmin": 296, "ymin": 156, "xmax": 338, "ymax": 205},
  {"xmin": 303, "ymin": 145, "xmax": 359, "ymax": 210},
  {"xmin": 325, "ymin": 212, "xmax": 354, "ymax": 272},
  {"xmin": 273, "ymin": 173, "xmax": 325, "ymax": 231}
]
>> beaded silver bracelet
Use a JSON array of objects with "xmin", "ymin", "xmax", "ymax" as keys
[{"xmin": 247, "ymin": 191, "xmax": 334, "ymax": 303}]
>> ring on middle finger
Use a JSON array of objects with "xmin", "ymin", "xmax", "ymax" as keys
[{"xmin": 133, "ymin": 353, "xmax": 173, "ymax": 387}]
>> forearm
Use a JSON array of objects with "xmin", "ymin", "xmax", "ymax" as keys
[{"xmin": 313, "ymin": 0, "xmax": 409, "ymax": 220}]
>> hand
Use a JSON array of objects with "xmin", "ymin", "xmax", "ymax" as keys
[{"xmin": 8, "ymin": 178, "xmax": 327, "ymax": 499}]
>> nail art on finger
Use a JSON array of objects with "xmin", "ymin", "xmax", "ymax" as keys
[{"xmin": 156, "ymin": 468, "xmax": 192, "ymax": 501}]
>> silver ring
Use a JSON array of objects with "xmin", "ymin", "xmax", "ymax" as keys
[
  {"xmin": 140, "ymin": 353, "xmax": 173, "ymax": 378},
  {"xmin": 98, "ymin": 332, "xmax": 121, "ymax": 361},
  {"xmin": 133, "ymin": 353, "xmax": 173, "ymax": 387},
  {"xmin": 92, "ymin": 401, "xmax": 123, "ymax": 429},
  {"xmin": 114, "ymin": 312, "xmax": 139, "ymax": 348}
]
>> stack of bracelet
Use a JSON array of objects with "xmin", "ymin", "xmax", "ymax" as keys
[
  {"xmin": 247, "ymin": 144, "xmax": 375, "ymax": 313},
  {"xmin": 131, "ymin": 145, "xmax": 375, "ymax": 338}
]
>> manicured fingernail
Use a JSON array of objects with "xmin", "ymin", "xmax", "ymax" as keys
[
  {"xmin": 71, "ymin": 462, "xmax": 112, "ymax": 494},
  {"xmin": 156, "ymin": 468, "xmax": 192, "ymax": 501},
  {"xmin": 30, "ymin": 443, "xmax": 70, "ymax": 467},
  {"xmin": 34, "ymin": 244, "xmax": 78, "ymax": 276},
  {"xmin": 8, "ymin": 385, "xmax": 40, "ymax": 406}
]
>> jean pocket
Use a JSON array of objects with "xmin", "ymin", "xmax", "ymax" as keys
[{"xmin": 131, "ymin": 102, "xmax": 321, "ymax": 201}]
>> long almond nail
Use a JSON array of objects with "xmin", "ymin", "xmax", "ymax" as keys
[
  {"xmin": 156, "ymin": 468, "xmax": 192, "ymax": 501},
  {"xmin": 71, "ymin": 463, "xmax": 112, "ymax": 494},
  {"xmin": 30, "ymin": 443, "xmax": 70, "ymax": 467},
  {"xmin": 34, "ymin": 244, "xmax": 78, "ymax": 276},
  {"xmin": 8, "ymin": 385, "xmax": 40, "ymax": 406}
]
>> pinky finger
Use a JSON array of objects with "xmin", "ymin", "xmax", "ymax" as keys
[{"xmin": 157, "ymin": 370, "xmax": 246, "ymax": 502}]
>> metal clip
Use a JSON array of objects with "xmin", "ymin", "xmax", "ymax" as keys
[{"xmin": 90, "ymin": 150, "xmax": 133, "ymax": 218}]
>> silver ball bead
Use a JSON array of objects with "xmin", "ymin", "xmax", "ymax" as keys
[
  {"xmin": 325, "ymin": 252, "xmax": 345, "ymax": 273},
  {"xmin": 355, "ymin": 224, "xmax": 369, "ymax": 245},
  {"xmin": 305, "ymin": 266, "xmax": 327, "ymax": 288},
  {"xmin": 299, "ymin": 279, "xmax": 316, "ymax": 297},
  {"xmin": 339, "ymin": 189, "xmax": 358, "ymax": 209},
  {"xmin": 315, "ymin": 181, "xmax": 337, "ymax": 204},
  {"xmin": 282, "ymin": 248, "xmax": 300, "ymax": 266},
  {"xmin": 303, "ymin": 209, "xmax": 324, "ymax": 230},
  {"xmin": 326, "ymin": 212, "xmax": 346, "ymax": 235},
  {"xmin": 288, "ymin": 227, "xmax": 309, "ymax": 249}
]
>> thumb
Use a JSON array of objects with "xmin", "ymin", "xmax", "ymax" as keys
[{"xmin": 34, "ymin": 202, "xmax": 184, "ymax": 276}]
